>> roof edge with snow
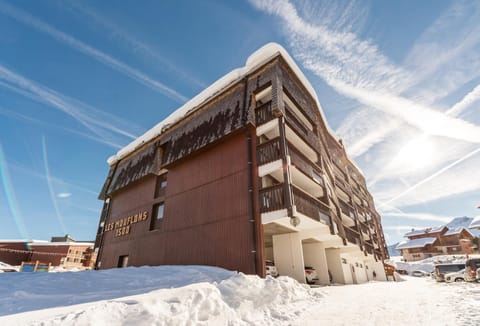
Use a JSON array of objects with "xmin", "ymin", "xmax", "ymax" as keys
[{"xmin": 106, "ymin": 43, "xmax": 363, "ymax": 172}]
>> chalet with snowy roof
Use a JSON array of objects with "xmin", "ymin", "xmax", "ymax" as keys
[
  {"xmin": 94, "ymin": 43, "xmax": 389, "ymax": 285},
  {"xmin": 396, "ymin": 216, "xmax": 479, "ymax": 261}
]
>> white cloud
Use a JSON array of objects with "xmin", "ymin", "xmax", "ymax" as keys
[
  {"xmin": 57, "ymin": 192, "xmax": 72, "ymax": 199},
  {"xmin": 251, "ymin": 0, "xmax": 480, "ymax": 208},
  {"xmin": 0, "ymin": 1, "xmax": 187, "ymax": 103}
]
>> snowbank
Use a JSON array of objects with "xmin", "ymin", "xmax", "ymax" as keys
[
  {"xmin": 0, "ymin": 265, "xmax": 322, "ymax": 325},
  {"xmin": 387, "ymin": 255, "xmax": 468, "ymax": 274}
]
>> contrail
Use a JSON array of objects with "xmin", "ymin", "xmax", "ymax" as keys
[
  {"xmin": 0, "ymin": 1, "xmax": 188, "ymax": 103},
  {"xmin": 41, "ymin": 136, "xmax": 68, "ymax": 235},
  {"xmin": 380, "ymin": 146, "xmax": 480, "ymax": 207},
  {"xmin": 0, "ymin": 143, "xmax": 29, "ymax": 239}
]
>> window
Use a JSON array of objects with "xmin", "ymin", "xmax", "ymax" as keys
[
  {"xmin": 155, "ymin": 173, "xmax": 168, "ymax": 198},
  {"xmin": 150, "ymin": 203, "xmax": 165, "ymax": 230}
]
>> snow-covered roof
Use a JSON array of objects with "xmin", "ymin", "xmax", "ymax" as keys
[
  {"xmin": 29, "ymin": 242, "xmax": 93, "ymax": 247},
  {"xmin": 444, "ymin": 226, "xmax": 474, "ymax": 236},
  {"xmin": 469, "ymin": 228, "xmax": 480, "ymax": 237},
  {"xmin": 404, "ymin": 226, "xmax": 445, "ymax": 237},
  {"xmin": 0, "ymin": 239, "xmax": 48, "ymax": 243},
  {"xmin": 106, "ymin": 43, "xmax": 359, "ymax": 171},
  {"xmin": 469, "ymin": 216, "xmax": 480, "ymax": 229},
  {"xmin": 396, "ymin": 237, "xmax": 437, "ymax": 250}
]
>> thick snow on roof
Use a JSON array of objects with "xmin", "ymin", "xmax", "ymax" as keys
[
  {"xmin": 469, "ymin": 228, "xmax": 480, "ymax": 237},
  {"xmin": 107, "ymin": 43, "xmax": 343, "ymax": 168},
  {"xmin": 0, "ymin": 239, "xmax": 48, "ymax": 243},
  {"xmin": 29, "ymin": 242, "xmax": 93, "ymax": 247},
  {"xmin": 404, "ymin": 225, "xmax": 444, "ymax": 237},
  {"xmin": 469, "ymin": 215, "xmax": 480, "ymax": 229},
  {"xmin": 396, "ymin": 237, "xmax": 437, "ymax": 250},
  {"xmin": 444, "ymin": 227, "xmax": 473, "ymax": 236}
]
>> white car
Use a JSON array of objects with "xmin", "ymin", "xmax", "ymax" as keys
[
  {"xmin": 305, "ymin": 266, "xmax": 319, "ymax": 284},
  {"xmin": 265, "ymin": 260, "xmax": 279, "ymax": 278},
  {"xmin": 411, "ymin": 270, "xmax": 429, "ymax": 277},
  {"xmin": 445, "ymin": 269, "xmax": 465, "ymax": 283}
]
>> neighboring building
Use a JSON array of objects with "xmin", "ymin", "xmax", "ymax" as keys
[
  {"xmin": 0, "ymin": 235, "xmax": 96, "ymax": 269},
  {"xmin": 397, "ymin": 216, "xmax": 480, "ymax": 261},
  {"xmin": 94, "ymin": 43, "xmax": 389, "ymax": 285}
]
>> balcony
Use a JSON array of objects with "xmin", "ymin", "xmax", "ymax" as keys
[
  {"xmin": 292, "ymin": 186, "xmax": 332, "ymax": 230},
  {"xmin": 364, "ymin": 242, "xmax": 374, "ymax": 255},
  {"xmin": 255, "ymin": 101, "xmax": 275, "ymax": 126},
  {"xmin": 259, "ymin": 184, "xmax": 285, "ymax": 214},
  {"xmin": 257, "ymin": 138, "xmax": 281, "ymax": 165},
  {"xmin": 344, "ymin": 226, "xmax": 361, "ymax": 246},
  {"xmin": 338, "ymin": 199, "xmax": 356, "ymax": 226}
]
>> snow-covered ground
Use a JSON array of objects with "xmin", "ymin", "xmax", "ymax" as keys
[{"xmin": 1, "ymin": 265, "xmax": 478, "ymax": 325}]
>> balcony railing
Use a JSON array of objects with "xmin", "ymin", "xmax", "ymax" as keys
[
  {"xmin": 255, "ymin": 101, "xmax": 274, "ymax": 125},
  {"xmin": 284, "ymin": 107, "xmax": 323, "ymax": 155},
  {"xmin": 257, "ymin": 138, "xmax": 281, "ymax": 165},
  {"xmin": 344, "ymin": 226, "xmax": 360, "ymax": 245},
  {"xmin": 285, "ymin": 106, "xmax": 309, "ymax": 136},
  {"xmin": 259, "ymin": 184, "xmax": 285, "ymax": 213},
  {"xmin": 288, "ymin": 144, "xmax": 323, "ymax": 182},
  {"xmin": 339, "ymin": 199, "xmax": 356, "ymax": 220},
  {"xmin": 364, "ymin": 242, "xmax": 374, "ymax": 255},
  {"xmin": 292, "ymin": 186, "xmax": 331, "ymax": 224}
]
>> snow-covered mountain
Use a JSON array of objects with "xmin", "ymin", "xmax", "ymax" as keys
[{"xmin": 387, "ymin": 242, "xmax": 401, "ymax": 257}]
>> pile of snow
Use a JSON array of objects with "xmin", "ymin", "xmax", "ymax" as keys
[
  {"xmin": 0, "ymin": 261, "xmax": 18, "ymax": 272},
  {"xmin": 387, "ymin": 254, "xmax": 468, "ymax": 274},
  {"xmin": 0, "ymin": 265, "xmax": 321, "ymax": 325}
]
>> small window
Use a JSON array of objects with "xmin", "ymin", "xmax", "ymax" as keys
[
  {"xmin": 150, "ymin": 203, "xmax": 165, "ymax": 230},
  {"xmin": 155, "ymin": 173, "xmax": 168, "ymax": 198}
]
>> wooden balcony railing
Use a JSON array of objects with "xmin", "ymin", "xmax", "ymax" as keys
[
  {"xmin": 255, "ymin": 101, "xmax": 274, "ymax": 125},
  {"xmin": 285, "ymin": 106, "xmax": 309, "ymax": 136},
  {"xmin": 257, "ymin": 137, "xmax": 281, "ymax": 165},
  {"xmin": 344, "ymin": 226, "xmax": 360, "ymax": 245},
  {"xmin": 364, "ymin": 242, "xmax": 374, "ymax": 255},
  {"xmin": 292, "ymin": 186, "xmax": 331, "ymax": 224},
  {"xmin": 359, "ymin": 222, "xmax": 369, "ymax": 235},
  {"xmin": 288, "ymin": 144, "xmax": 323, "ymax": 184},
  {"xmin": 339, "ymin": 199, "xmax": 356, "ymax": 220},
  {"xmin": 259, "ymin": 184, "xmax": 285, "ymax": 213}
]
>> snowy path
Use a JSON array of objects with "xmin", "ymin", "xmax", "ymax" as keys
[{"xmin": 296, "ymin": 277, "xmax": 461, "ymax": 326}]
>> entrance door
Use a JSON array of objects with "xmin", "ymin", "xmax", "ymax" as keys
[{"xmin": 118, "ymin": 255, "xmax": 129, "ymax": 268}]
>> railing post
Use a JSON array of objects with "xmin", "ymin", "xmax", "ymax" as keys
[{"xmin": 278, "ymin": 115, "xmax": 295, "ymax": 218}]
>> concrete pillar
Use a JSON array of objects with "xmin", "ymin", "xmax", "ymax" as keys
[
  {"xmin": 273, "ymin": 233, "xmax": 305, "ymax": 283},
  {"xmin": 325, "ymin": 248, "xmax": 349, "ymax": 284},
  {"xmin": 371, "ymin": 261, "xmax": 387, "ymax": 281},
  {"xmin": 302, "ymin": 243, "xmax": 329, "ymax": 285}
]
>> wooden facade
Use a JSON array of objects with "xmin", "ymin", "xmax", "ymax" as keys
[{"xmin": 95, "ymin": 46, "xmax": 389, "ymax": 279}]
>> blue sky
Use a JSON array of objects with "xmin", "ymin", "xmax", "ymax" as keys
[{"xmin": 0, "ymin": 0, "xmax": 479, "ymax": 245}]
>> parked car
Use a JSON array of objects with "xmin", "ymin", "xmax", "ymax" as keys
[
  {"xmin": 265, "ymin": 260, "xmax": 279, "ymax": 278},
  {"xmin": 411, "ymin": 270, "xmax": 429, "ymax": 277},
  {"xmin": 464, "ymin": 257, "xmax": 480, "ymax": 282},
  {"xmin": 305, "ymin": 266, "xmax": 319, "ymax": 284},
  {"xmin": 445, "ymin": 269, "xmax": 465, "ymax": 283},
  {"xmin": 476, "ymin": 268, "xmax": 480, "ymax": 282},
  {"xmin": 434, "ymin": 263, "xmax": 465, "ymax": 282}
]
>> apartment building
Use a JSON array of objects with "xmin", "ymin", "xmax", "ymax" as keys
[{"xmin": 94, "ymin": 43, "xmax": 389, "ymax": 284}]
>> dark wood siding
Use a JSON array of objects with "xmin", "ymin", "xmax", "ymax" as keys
[{"xmin": 98, "ymin": 132, "xmax": 255, "ymax": 273}]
